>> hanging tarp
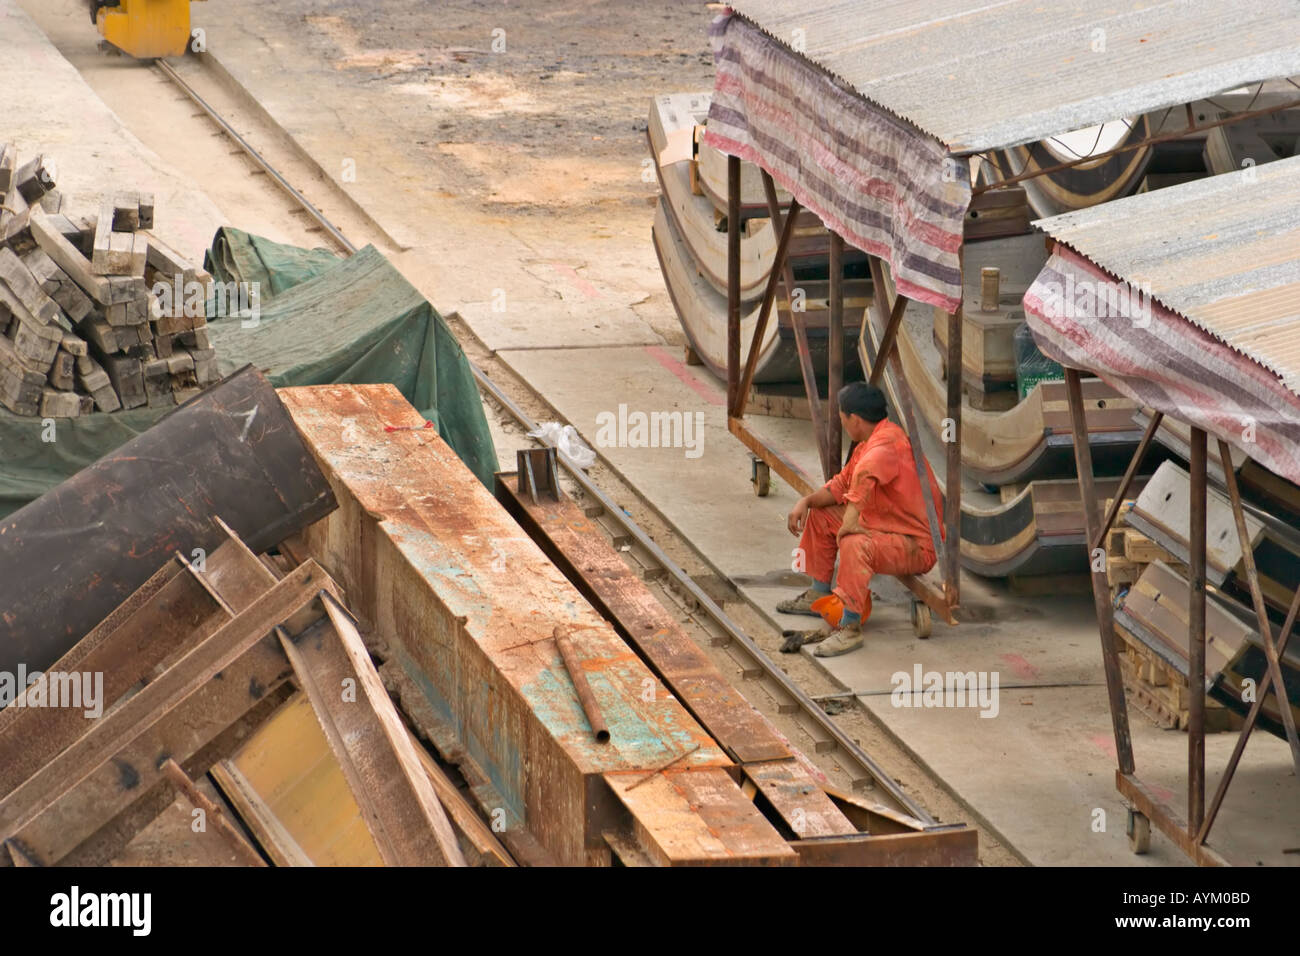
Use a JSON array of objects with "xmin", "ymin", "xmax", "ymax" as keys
[
  {"xmin": 1024, "ymin": 244, "xmax": 1300, "ymax": 485},
  {"xmin": 703, "ymin": 12, "xmax": 971, "ymax": 313}
]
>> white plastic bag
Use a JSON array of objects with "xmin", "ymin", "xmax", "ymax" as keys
[{"xmin": 527, "ymin": 422, "xmax": 596, "ymax": 470}]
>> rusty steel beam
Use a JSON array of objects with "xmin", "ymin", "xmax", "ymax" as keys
[
  {"xmin": 728, "ymin": 415, "xmax": 817, "ymax": 497},
  {"xmin": 828, "ymin": 232, "xmax": 845, "ymax": 467},
  {"xmin": 1117, "ymin": 772, "xmax": 1229, "ymax": 867},
  {"xmin": 726, "ymin": 154, "xmax": 742, "ymax": 415},
  {"xmin": 159, "ymin": 758, "xmax": 267, "ymax": 867},
  {"xmin": 280, "ymin": 592, "xmax": 467, "ymax": 867},
  {"xmin": 1090, "ymin": 411, "xmax": 1164, "ymax": 554},
  {"xmin": 279, "ymin": 384, "xmax": 793, "ymax": 866},
  {"xmin": 1064, "ymin": 367, "xmax": 1135, "ymax": 774},
  {"xmin": 943, "ymin": 282, "xmax": 963, "ymax": 605},
  {"xmin": 1198, "ymin": 580, "xmax": 1300, "ymax": 846},
  {"xmin": 734, "ymin": 194, "xmax": 803, "ymax": 419},
  {"xmin": 1188, "ymin": 427, "xmax": 1208, "ymax": 833},
  {"xmin": 0, "ymin": 366, "xmax": 336, "ymax": 678},
  {"xmin": 1217, "ymin": 439, "xmax": 1300, "ymax": 772},
  {"xmin": 790, "ymin": 828, "xmax": 978, "ymax": 866}
]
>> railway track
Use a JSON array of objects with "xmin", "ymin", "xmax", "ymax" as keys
[{"xmin": 151, "ymin": 54, "xmax": 937, "ymax": 824}]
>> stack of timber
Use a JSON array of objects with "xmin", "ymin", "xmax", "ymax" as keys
[
  {"xmin": 1111, "ymin": 460, "xmax": 1300, "ymax": 735},
  {"xmin": 0, "ymin": 145, "xmax": 218, "ymax": 417},
  {"xmin": 278, "ymin": 383, "xmax": 978, "ymax": 866},
  {"xmin": 648, "ymin": 93, "xmax": 864, "ymax": 386}
]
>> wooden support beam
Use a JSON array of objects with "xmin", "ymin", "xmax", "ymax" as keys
[
  {"xmin": 1064, "ymin": 367, "xmax": 1135, "ymax": 774},
  {"xmin": 280, "ymin": 591, "xmax": 467, "ymax": 867}
]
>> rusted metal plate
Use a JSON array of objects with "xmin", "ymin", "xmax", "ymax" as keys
[
  {"xmin": 606, "ymin": 767, "xmax": 797, "ymax": 866},
  {"xmin": 0, "ymin": 561, "xmax": 335, "ymax": 865},
  {"xmin": 0, "ymin": 524, "xmax": 278, "ymax": 799},
  {"xmin": 280, "ymin": 592, "xmax": 466, "ymax": 867},
  {"xmin": 744, "ymin": 759, "xmax": 857, "ymax": 838},
  {"xmin": 496, "ymin": 473, "xmax": 791, "ymax": 765},
  {"xmin": 791, "ymin": 828, "xmax": 978, "ymax": 866},
  {"xmin": 0, "ymin": 367, "xmax": 336, "ymax": 677},
  {"xmin": 279, "ymin": 383, "xmax": 742, "ymax": 865}
]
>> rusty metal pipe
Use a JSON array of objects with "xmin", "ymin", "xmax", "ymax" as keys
[{"xmin": 553, "ymin": 627, "xmax": 610, "ymax": 744}]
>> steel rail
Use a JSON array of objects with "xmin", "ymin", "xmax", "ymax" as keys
[{"xmin": 155, "ymin": 56, "xmax": 934, "ymax": 824}]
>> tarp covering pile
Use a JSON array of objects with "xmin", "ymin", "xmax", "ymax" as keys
[
  {"xmin": 702, "ymin": 12, "xmax": 969, "ymax": 313},
  {"xmin": 0, "ymin": 230, "xmax": 496, "ymax": 517}
]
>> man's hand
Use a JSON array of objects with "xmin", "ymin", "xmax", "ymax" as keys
[
  {"xmin": 836, "ymin": 504, "xmax": 864, "ymax": 542},
  {"xmin": 787, "ymin": 496, "xmax": 810, "ymax": 536}
]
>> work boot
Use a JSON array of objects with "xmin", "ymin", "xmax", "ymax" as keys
[
  {"xmin": 813, "ymin": 623, "xmax": 864, "ymax": 658},
  {"xmin": 776, "ymin": 588, "xmax": 826, "ymax": 617}
]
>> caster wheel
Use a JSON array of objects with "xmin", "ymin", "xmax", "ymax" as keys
[
  {"xmin": 751, "ymin": 459, "xmax": 771, "ymax": 497},
  {"xmin": 1127, "ymin": 809, "xmax": 1151, "ymax": 854},
  {"xmin": 911, "ymin": 600, "xmax": 932, "ymax": 638}
]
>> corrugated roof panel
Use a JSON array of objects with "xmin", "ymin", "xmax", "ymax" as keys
[
  {"xmin": 728, "ymin": 0, "xmax": 1300, "ymax": 153},
  {"xmin": 1032, "ymin": 153, "xmax": 1300, "ymax": 393}
]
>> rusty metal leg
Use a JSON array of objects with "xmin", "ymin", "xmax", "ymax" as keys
[
  {"xmin": 1090, "ymin": 411, "xmax": 1164, "ymax": 554},
  {"xmin": 726, "ymin": 154, "xmax": 741, "ymax": 416},
  {"xmin": 1188, "ymin": 427, "xmax": 1207, "ymax": 834},
  {"xmin": 734, "ymin": 197, "xmax": 802, "ymax": 418},
  {"xmin": 944, "ymin": 304, "xmax": 963, "ymax": 605},
  {"xmin": 1064, "ymin": 367, "xmax": 1135, "ymax": 774},
  {"xmin": 868, "ymin": 256, "xmax": 943, "ymax": 562},
  {"xmin": 829, "ymin": 233, "xmax": 845, "ymax": 468},
  {"xmin": 1216, "ymin": 439, "xmax": 1300, "ymax": 771},
  {"xmin": 1198, "ymin": 581, "xmax": 1300, "ymax": 845}
]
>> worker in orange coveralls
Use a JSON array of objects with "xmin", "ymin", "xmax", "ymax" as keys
[{"xmin": 778, "ymin": 382, "xmax": 944, "ymax": 657}]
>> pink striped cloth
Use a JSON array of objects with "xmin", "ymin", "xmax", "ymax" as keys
[
  {"xmin": 702, "ymin": 11, "xmax": 969, "ymax": 313},
  {"xmin": 1025, "ymin": 245, "xmax": 1300, "ymax": 484}
]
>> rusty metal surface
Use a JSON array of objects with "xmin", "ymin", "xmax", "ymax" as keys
[
  {"xmin": 744, "ymin": 759, "xmax": 857, "ymax": 839},
  {"xmin": 0, "ymin": 366, "xmax": 336, "ymax": 678},
  {"xmin": 495, "ymin": 472, "xmax": 791, "ymax": 765},
  {"xmin": 790, "ymin": 828, "xmax": 978, "ymax": 867},
  {"xmin": 279, "ymin": 383, "xmax": 740, "ymax": 865},
  {"xmin": 728, "ymin": 1, "xmax": 1300, "ymax": 153},
  {"xmin": 606, "ymin": 768, "xmax": 797, "ymax": 866}
]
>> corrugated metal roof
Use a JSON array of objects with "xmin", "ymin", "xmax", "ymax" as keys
[
  {"xmin": 727, "ymin": 0, "xmax": 1300, "ymax": 154},
  {"xmin": 1033, "ymin": 153, "xmax": 1300, "ymax": 392}
]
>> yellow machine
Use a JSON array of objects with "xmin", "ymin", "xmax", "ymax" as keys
[{"xmin": 90, "ymin": 0, "xmax": 200, "ymax": 59}]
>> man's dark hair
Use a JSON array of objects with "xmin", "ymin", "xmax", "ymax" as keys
[{"xmin": 838, "ymin": 381, "xmax": 888, "ymax": 423}]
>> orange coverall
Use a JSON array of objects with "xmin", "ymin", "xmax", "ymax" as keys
[{"xmin": 800, "ymin": 419, "xmax": 944, "ymax": 619}]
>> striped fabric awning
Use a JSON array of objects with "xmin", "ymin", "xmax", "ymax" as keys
[
  {"xmin": 702, "ymin": 11, "xmax": 970, "ymax": 314},
  {"xmin": 1024, "ymin": 245, "xmax": 1300, "ymax": 484}
]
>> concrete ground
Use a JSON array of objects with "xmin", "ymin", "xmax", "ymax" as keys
[{"xmin": 12, "ymin": 0, "xmax": 1297, "ymax": 866}]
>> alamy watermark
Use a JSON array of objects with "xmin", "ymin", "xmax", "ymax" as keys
[
  {"xmin": 890, "ymin": 665, "xmax": 999, "ymax": 718},
  {"xmin": 1038, "ymin": 272, "xmax": 1154, "ymax": 327},
  {"xmin": 0, "ymin": 665, "xmax": 104, "ymax": 718},
  {"xmin": 152, "ymin": 274, "xmax": 262, "ymax": 328},
  {"xmin": 595, "ymin": 404, "xmax": 704, "ymax": 459}
]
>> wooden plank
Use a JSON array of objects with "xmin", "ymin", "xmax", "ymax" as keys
[
  {"xmin": 29, "ymin": 207, "xmax": 112, "ymax": 304},
  {"xmin": 743, "ymin": 759, "xmax": 857, "ymax": 838},
  {"xmin": 280, "ymin": 591, "xmax": 467, "ymax": 867},
  {"xmin": 0, "ymin": 562, "xmax": 335, "ymax": 864}
]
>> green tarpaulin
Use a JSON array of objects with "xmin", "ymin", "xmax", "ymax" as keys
[{"xmin": 0, "ymin": 229, "xmax": 497, "ymax": 517}]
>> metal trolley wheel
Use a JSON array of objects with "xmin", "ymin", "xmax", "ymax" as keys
[
  {"xmin": 1127, "ymin": 809, "xmax": 1151, "ymax": 854},
  {"xmin": 751, "ymin": 457, "xmax": 771, "ymax": 497},
  {"xmin": 910, "ymin": 599, "xmax": 932, "ymax": 638}
]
